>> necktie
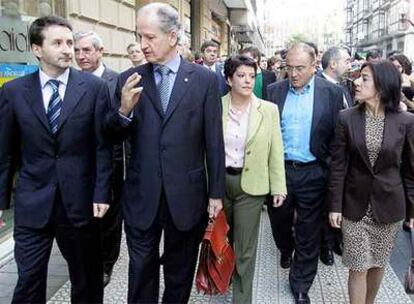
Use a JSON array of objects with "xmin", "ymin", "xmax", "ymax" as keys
[
  {"xmin": 47, "ymin": 79, "xmax": 62, "ymax": 134},
  {"xmin": 157, "ymin": 65, "xmax": 171, "ymax": 113}
]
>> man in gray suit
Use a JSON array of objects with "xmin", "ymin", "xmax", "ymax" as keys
[{"xmin": 74, "ymin": 31, "xmax": 122, "ymax": 287}]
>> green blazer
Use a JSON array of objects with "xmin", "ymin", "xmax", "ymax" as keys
[{"xmin": 222, "ymin": 93, "xmax": 287, "ymax": 196}]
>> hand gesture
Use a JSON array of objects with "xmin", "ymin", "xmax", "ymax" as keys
[{"xmin": 119, "ymin": 73, "xmax": 142, "ymax": 116}]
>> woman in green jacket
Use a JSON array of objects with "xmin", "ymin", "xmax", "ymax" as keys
[{"xmin": 222, "ymin": 55, "xmax": 287, "ymax": 304}]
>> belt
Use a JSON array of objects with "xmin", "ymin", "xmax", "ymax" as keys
[
  {"xmin": 226, "ymin": 167, "xmax": 243, "ymax": 175},
  {"xmin": 285, "ymin": 160, "xmax": 319, "ymax": 169}
]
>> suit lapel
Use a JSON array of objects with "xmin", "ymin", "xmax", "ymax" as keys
[
  {"xmin": 163, "ymin": 60, "xmax": 194, "ymax": 125},
  {"xmin": 57, "ymin": 68, "xmax": 86, "ymax": 132},
  {"xmin": 276, "ymin": 81, "xmax": 289, "ymax": 115},
  {"xmin": 310, "ymin": 78, "xmax": 323, "ymax": 137},
  {"xmin": 221, "ymin": 94, "xmax": 230, "ymax": 134},
  {"xmin": 23, "ymin": 72, "xmax": 51, "ymax": 133},
  {"xmin": 352, "ymin": 108, "xmax": 373, "ymax": 171},
  {"xmin": 141, "ymin": 63, "xmax": 164, "ymax": 118},
  {"xmin": 373, "ymin": 112, "xmax": 394, "ymax": 172},
  {"xmin": 246, "ymin": 97, "xmax": 263, "ymax": 146}
]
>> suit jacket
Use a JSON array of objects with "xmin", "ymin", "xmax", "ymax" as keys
[
  {"xmin": 101, "ymin": 66, "xmax": 119, "ymax": 103},
  {"xmin": 262, "ymin": 70, "xmax": 277, "ymax": 101},
  {"xmin": 328, "ymin": 105, "xmax": 414, "ymax": 223},
  {"xmin": 105, "ymin": 58, "xmax": 225, "ymax": 231},
  {"xmin": 267, "ymin": 77, "xmax": 344, "ymax": 167},
  {"xmin": 222, "ymin": 94, "xmax": 286, "ymax": 196},
  {"xmin": 214, "ymin": 63, "xmax": 229, "ymax": 97},
  {"xmin": 0, "ymin": 68, "xmax": 112, "ymax": 228},
  {"xmin": 101, "ymin": 66, "xmax": 124, "ymax": 163},
  {"xmin": 318, "ymin": 72, "xmax": 353, "ymax": 108}
]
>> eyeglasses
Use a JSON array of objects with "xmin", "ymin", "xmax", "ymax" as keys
[{"xmin": 284, "ymin": 65, "xmax": 310, "ymax": 73}]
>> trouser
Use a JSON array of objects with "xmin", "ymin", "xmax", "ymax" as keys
[
  {"xmin": 101, "ymin": 160, "xmax": 123, "ymax": 275},
  {"xmin": 223, "ymin": 173, "xmax": 265, "ymax": 304},
  {"xmin": 12, "ymin": 193, "xmax": 103, "ymax": 304},
  {"xmin": 125, "ymin": 192, "xmax": 204, "ymax": 303},
  {"xmin": 267, "ymin": 162, "xmax": 327, "ymax": 293}
]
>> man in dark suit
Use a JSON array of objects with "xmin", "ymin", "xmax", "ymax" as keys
[
  {"xmin": 0, "ymin": 16, "xmax": 112, "ymax": 303},
  {"xmin": 200, "ymin": 39, "xmax": 229, "ymax": 96},
  {"xmin": 74, "ymin": 30, "xmax": 122, "ymax": 287},
  {"xmin": 240, "ymin": 46, "xmax": 276, "ymax": 100},
  {"xmin": 316, "ymin": 46, "xmax": 353, "ymax": 265},
  {"xmin": 105, "ymin": 3, "xmax": 225, "ymax": 303},
  {"xmin": 266, "ymin": 43, "xmax": 343, "ymax": 304}
]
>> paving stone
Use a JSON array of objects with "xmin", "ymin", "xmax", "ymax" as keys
[{"xmin": 48, "ymin": 212, "xmax": 414, "ymax": 303}]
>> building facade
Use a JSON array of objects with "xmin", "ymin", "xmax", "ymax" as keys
[{"xmin": 345, "ymin": 0, "xmax": 414, "ymax": 58}]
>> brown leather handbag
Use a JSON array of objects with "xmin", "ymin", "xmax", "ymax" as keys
[{"xmin": 196, "ymin": 210, "xmax": 235, "ymax": 295}]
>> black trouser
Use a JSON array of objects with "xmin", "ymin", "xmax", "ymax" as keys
[
  {"xmin": 125, "ymin": 192, "xmax": 205, "ymax": 304},
  {"xmin": 267, "ymin": 162, "xmax": 327, "ymax": 293},
  {"xmin": 101, "ymin": 160, "xmax": 123, "ymax": 275},
  {"xmin": 12, "ymin": 193, "xmax": 103, "ymax": 304}
]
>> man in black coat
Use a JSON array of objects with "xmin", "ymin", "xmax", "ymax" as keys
[
  {"xmin": 0, "ymin": 16, "xmax": 112, "ymax": 303},
  {"xmin": 74, "ymin": 30, "xmax": 123, "ymax": 287},
  {"xmin": 105, "ymin": 3, "xmax": 225, "ymax": 303}
]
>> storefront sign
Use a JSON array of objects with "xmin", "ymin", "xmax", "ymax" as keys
[{"xmin": 0, "ymin": 17, "xmax": 36, "ymax": 64}]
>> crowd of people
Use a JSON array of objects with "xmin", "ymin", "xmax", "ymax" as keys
[{"xmin": 1, "ymin": 2, "xmax": 414, "ymax": 304}]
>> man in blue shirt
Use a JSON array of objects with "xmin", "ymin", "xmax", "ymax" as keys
[{"xmin": 267, "ymin": 43, "xmax": 343, "ymax": 304}]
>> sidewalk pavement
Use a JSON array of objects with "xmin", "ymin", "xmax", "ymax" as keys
[{"xmin": 1, "ymin": 211, "xmax": 413, "ymax": 303}]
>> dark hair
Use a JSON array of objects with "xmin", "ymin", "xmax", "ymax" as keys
[
  {"xmin": 360, "ymin": 60, "xmax": 401, "ymax": 112},
  {"xmin": 366, "ymin": 49, "xmax": 381, "ymax": 61},
  {"xmin": 224, "ymin": 55, "xmax": 257, "ymax": 82},
  {"xmin": 389, "ymin": 54, "xmax": 412, "ymax": 75},
  {"xmin": 200, "ymin": 40, "xmax": 219, "ymax": 53},
  {"xmin": 29, "ymin": 15, "xmax": 73, "ymax": 46},
  {"xmin": 240, "ymin": 46, "xmax": 261, "ymax": 63}
]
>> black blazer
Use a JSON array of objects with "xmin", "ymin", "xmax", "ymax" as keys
[
  {"xmin": 0, "ymin": 68, "xmax": 112, "ymax": 228},
  {"xmin": 262, "ymin": 70, "xmax": 277, "ymax": 101},
  {"xmin": 105, "ymin": 59, "xmax": 225, "ymax": 231},
  {"xmin": 267, "ymin": 77, "xmax": 344, "ymax": 167},
  {"xmin": 318, "ymin": 72, "xmax": 353, "ymax": 108},
  {"xmin": 101, "ymin": 66, "xmax": 119, "ymax": 103},
  {"xmin": 328, "ymin": 105, "xmax": 414, "ymax": 223}
]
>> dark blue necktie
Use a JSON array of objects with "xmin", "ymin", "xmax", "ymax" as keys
[
  {"xmin": 47, "ymin": 79, "xmax": 62, "ymax": 134},
  {"xmin": 157, "ymin": 65, "xmax": 171, "ymax": 113}
]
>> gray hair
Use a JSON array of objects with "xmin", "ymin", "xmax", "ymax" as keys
[
  {"xmin": 287, "ymin": 43, "xmax": 316, "ymax": 62},
  {"xmin": 321, "ymin": 47, "xmax": 347, "ymax": 70},
  {"xmin": 137, "ymin": 3, "xmax": 182, "ymax": 44},
  {"xmin": 73, "ymin": 31, "xmax": 103, "ymax": 50}
]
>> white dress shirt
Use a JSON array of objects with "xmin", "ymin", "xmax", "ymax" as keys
[
  {"xmin": 203, "ymin": 63, "xmax": 216, "ymax": 72},
  {"xmin": 92, "ymin": 63, "xmax": 105, "ymax": 78},
  {"xmin": 322, "ymin": 72, "xmax": 349, "ymax": 109},
  {"xmin": 39, "ymin": 68, "xmax": 70, "ymax": 112}
]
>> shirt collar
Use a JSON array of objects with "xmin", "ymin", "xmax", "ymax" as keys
[
  {"xmin": 322, "ymin": 72, "xmax": 338, "ymax": 84},
  {"xmin": 92, "ymin": 62, "xmax": 105, "ymax": 78},
  {"xmin": 39, "ymin": 67, "xmax": 70, "ymax": 89},
  {"xmin": 289, "ymin": 75, "xmax": 315, "ymax": 95},
  {"xmin": 154, "ymin": 53, "xmax": 181, "ymax": 74}
]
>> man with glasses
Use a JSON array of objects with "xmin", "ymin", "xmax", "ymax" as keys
[{"xmin": 267, "ymin": 43, "xmax": 343, "ymax": 304}]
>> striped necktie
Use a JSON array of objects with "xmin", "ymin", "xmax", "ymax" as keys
[
  {"xmin": 157, "ymin": 65, "xmax": 171, "ymax": 113},
  {"xmin": 47, "ymin": 79, "xmax": 62, "ymax": 134}
]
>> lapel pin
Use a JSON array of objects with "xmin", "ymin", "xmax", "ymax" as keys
[{"xmin": 184, "ymin": 78, "xmax": 188, "ymax": 83}]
